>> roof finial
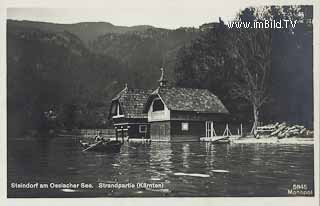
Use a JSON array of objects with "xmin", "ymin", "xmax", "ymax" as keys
[
  {"xmin": 124, "ymin": 83, "xmax": 128, "ymax": 90},
  {"xmin": 158, "ymin": 68, "xmax": 167, "ymax": 87}
]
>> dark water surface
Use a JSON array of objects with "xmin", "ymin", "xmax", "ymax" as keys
[{"xmin": 7, "ymin": 136, "xmax": 314, "ymax": 197}]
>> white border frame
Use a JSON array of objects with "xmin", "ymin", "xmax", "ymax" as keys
[{"xmin": 0, "ymin": 1, "xmax": 319, "ymax": 206}]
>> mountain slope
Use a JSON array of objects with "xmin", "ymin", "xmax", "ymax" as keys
[
  {"xmin": 7, "ymin": 24, "xmax": 129, "ymax": 135},
  {"xmin": 8, "ymin": 20, "xmax": 200, "ymax": 89},
  {"xmin": 7, "ymin": 20, "xmax": 154, "ymax": 46},
  {"xmin": 91, "ymin": 27, "xmax": 199, "ymax": 88},
  {"xmin": 7, "ymin": 19, "xmax": 200, "ymax": 135}
]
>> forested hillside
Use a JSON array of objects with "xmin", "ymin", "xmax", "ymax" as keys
[
  {"xmin": 91, "ymin": 27, "xmax": 198, "ymax": 87},
  {"xmin": 7, "ymin": 20, "xmax": 199, "ymax": 137},
  {"xmin": 7, "ymin": 26, "xmax": 126, "ymax": 135}
]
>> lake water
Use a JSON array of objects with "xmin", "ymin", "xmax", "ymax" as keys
[{"xmin": 7, "ymin": 136, "xmax": 314, "ymax": 197}]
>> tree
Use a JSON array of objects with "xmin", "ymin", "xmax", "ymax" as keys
[{"xmin": 230, "ymin": 28, "xmax": 272, "ymax": 134}]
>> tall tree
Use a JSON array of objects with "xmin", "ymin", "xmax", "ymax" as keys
[{"xmin": 230, "ymin": 28, "xmax": 272, "ymax": 134}]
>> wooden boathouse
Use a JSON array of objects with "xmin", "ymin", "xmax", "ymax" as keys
[
  {"xmin": 143, "ymin": 69, "xmax": 232, "ymax": 142},
  {"xmin": 108, "ymin": 85, "xmax": 152, "ymax": 140}
]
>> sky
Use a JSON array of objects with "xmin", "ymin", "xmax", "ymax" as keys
[{"xmin": 5, "ymin": 0, "xmax": 254, "ymax": 29}]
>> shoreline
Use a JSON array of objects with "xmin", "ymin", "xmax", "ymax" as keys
[
  {"xmin": 230, "ymin": 137, "xmax": 314, "ymax": 145},
  {"xmin": 9, "ymin": 134, "xmax": 314, "ymax": 145}
]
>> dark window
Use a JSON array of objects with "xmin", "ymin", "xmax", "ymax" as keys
[
  {"xmin": 139, "ymin": 125, "xmax": 147, "ymax": 133},
  {"xmin": 111, "ymin": 103, "xmax": 117, "ymax": 115},
  {"xmin": 112, "ymin": 103, "xmax": 123, "ymax": 117},
  {"xmin": 153, "ymin": 99, "xmax": 164, "ymax": 112}
]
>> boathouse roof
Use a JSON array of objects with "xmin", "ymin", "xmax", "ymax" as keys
[
  {"xmin": 143, "ymin": 87, "xmax": 229, "ymax": 114},
  {"xmin": 108, "ymin": 86, "xmax": 153, "ymax": 119}
]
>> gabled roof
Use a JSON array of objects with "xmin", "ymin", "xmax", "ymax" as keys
[
  {"xmin": 109, "ymin": 88, "xmax": 153, "ymax": 119},
  {"xmin": 143, "ymin": 87, "xmax": 229, "ymax": 114}
]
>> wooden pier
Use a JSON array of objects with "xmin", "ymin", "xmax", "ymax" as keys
[{"xmin": 200, "ymin": 123, "xmax": 242, "ymax": 142}]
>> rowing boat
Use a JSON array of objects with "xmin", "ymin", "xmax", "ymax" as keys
[{"xmin": 81, "ymin": 140, "xmax": 123, "ymax": 153}]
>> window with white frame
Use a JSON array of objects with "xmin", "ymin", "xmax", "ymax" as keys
[
  {"xmin": 181, "ymin": 122, "xmax": 189, "ymax": 131},
  {"xmin": 139, "ymin": 125, "xmax": 147, "ymax": 133},
  {"xmin": 113, "ymin": 103, "xmax": 124, "ymax": 118}
]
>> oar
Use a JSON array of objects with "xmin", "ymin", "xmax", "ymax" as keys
[
  {"xmin": 122, "ymin": 144, "xmax": 136, "ymax": 150},
  {"xmin": 82, "ymin": 140, "xmax": 103, "ymax": 152}
]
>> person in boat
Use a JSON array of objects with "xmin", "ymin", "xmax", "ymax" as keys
[
  {"xmin": 94, "ymin": 132, "xmax": 105, "ymax": 142},
  {"xmin": 94, "ymin": 135, "xmax": 103, "ymax": 142},
  {"xmin": 94, "ymin": 133, "xmax": 111, "ymax": 144}
]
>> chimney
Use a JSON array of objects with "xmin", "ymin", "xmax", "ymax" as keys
[{"xmin": 158, "ymin": 68, "xmax": 168, "ymax": 87}]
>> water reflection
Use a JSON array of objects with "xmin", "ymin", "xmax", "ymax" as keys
[
  {"xmin": 7, "ymin": 137, "xmax": 314, "ymax": 197},
  {"xmin": 204, "ymin": 143, "xmax": 215, "ymax": 170},
  {"xmin": 149, "ymin": 143, "xmax": 173, "ymax": 180},
  {"xmin": 182, "ymin": 143, "xmax": 190, "ymax": 169}
]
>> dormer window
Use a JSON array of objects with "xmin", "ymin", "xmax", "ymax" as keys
[
  {"xmin": 153, "ymin": 99, "xmax": 164, "ymax": 112},
  {"xmin": 113, "ymin": 103, "xmax": 124, "ymax": 118},
  {"xmin": 117, "ymin": 104, "xmax": 123, "ymax": 115}
]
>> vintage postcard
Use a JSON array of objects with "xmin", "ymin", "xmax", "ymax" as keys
[{"xmin": 1, "ymin": 0, "xmax": 319, "ymax": 205}]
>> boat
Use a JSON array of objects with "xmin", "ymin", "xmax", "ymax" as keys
[
  {"xmin": 211, "ymin": 136, "xmax": 230, "ymax": 144},
  {"xmin": 80, "ymin": 140, "xmax": 123, "ymax": 153},
  {"xmin": 212, "ymin": 139, "xmax": 230, "ymax": 144}
]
